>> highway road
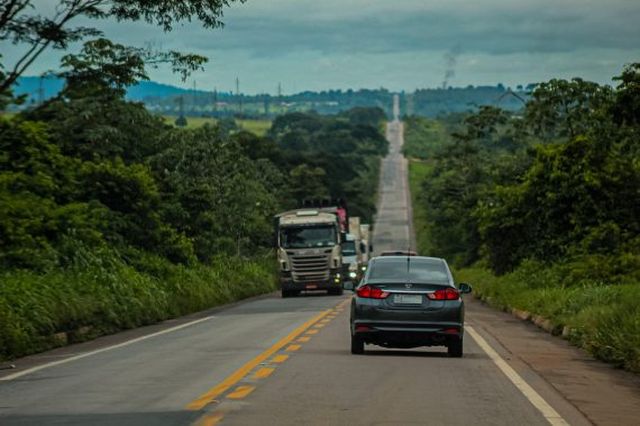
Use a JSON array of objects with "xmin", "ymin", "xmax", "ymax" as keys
[{"xmin": 2, "ymin": 122, "xmax": 640, "ymax": 425}]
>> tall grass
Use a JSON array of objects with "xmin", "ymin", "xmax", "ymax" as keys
[
  {"xmin": 457, "ymin": 264, "xmax": 640, "ymax": 373},
  {"xmin": 408, "ymin": 160, "xmax": 433, "ymax": 255},
  {"xmin": 0, "ymin": 247, "xmax": 276, "ymax": 361}
]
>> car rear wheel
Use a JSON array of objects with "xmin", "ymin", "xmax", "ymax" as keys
[
  {"xmin": 351, "ymin": 334, "xmax": 364, "ymax": 354},
  {"xmin": 448, "ymin": 336, "xmax": 463, "ymax": 358}
]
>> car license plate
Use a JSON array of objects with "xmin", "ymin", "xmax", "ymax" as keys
[
  {"xmin": 305, "ymin": 284, "xmax": 318, "ymax": 289},
  {"xmin": 394, "ymin": 294, "xmax": 422, "ymax": 304}
]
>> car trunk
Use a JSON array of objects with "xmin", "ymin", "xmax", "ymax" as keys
[{"xmin": 373, "ymin": 282, "xmax": 449, "ymax": 312}]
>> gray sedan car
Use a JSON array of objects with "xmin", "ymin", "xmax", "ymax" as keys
[{"xmin": 348, "ymin": 256, "xmax": 472, "ymax": 357}]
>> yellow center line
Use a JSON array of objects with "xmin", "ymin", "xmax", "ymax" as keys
[
  {"xmin": 195, "ymin": 411, "xmax": 225, "ymax": 426},
  {"xmin": 252, "ymin": 367, "xmax": 275, "ymax": 379},
  {"xmin": 227, "ymin": 385, "xmax": 255, "ymax": 400},
  {"xmin": 306, "ymin": 329, "xmax": 319, "ymax": 335},
  {"xmin": 297, "ymin": 336, "xmax": 311, "ymax": 343},
  {"xmin": 286, "ymin": 344, "xmax": 301, "ymax": 352},
  {"xmin": 186, "ymin": 307, "xmax": 334, "ymax": 410},
  {"xmin": 314, "ymin": 324, "xmax": 326, "ymax": 328},
  {"xmin": 271, "ymin": 354, "xmax": 289, "ymax": 363}
]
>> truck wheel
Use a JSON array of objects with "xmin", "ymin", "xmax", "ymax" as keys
[
  {"xmin": 448, "ymin": 337, "xmax": 463, "ymax": 358},
  {"xmin": 281, "ymin": 290, "xmax": 290, "ymax": 298},
  {"xmin": 351, "ymin": 334, "xmax": 365, "ymax": 355},
  {"xmin": 328, "ymin": 288, "xmax": 343, "ymax": 296}
]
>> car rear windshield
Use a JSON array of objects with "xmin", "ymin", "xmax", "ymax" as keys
[{"xmin": 367, "ymin": 258, "xmax": 450, "ymax": 284}]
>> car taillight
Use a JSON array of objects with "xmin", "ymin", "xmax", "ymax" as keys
[
  {"xmin": 427, "ymin": 288, "xmax": 460, "ymax": 300},
  {"xmin": 356, "ymin": 285, "xmax": 389, "ymax": 299}
]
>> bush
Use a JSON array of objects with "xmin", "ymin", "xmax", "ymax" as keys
[
  {"xmin": 0, "ymin": 243, "xmax": 276, "ymax": 361},
  {"xmin": 457, "ymin": 261, "xmax": 640, "ymax": 373}
]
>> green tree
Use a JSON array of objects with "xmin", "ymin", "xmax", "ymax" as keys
[
  {"xmin": 0, "ymin": 0, "xmax": 242, "ymax": 95},
  {"xmin": 289, "ymin": 164, "xmax": 329, "ymax": 204},
  {"xmin": 523, "ymin": 78, "xmax": 613, "ymax": 141}
]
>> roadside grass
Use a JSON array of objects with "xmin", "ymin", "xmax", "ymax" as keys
[
  {"xmin": 456, "ymin": 265, "xmax": 640, "ymax": 373},
  {"xmin": 403, "ymin": 116, "xmax": 451, "ymax": 160},
  {"xmin": 0, "ymin": 249, "xmax": 276, "ymax": 362},
  {"xmin": 161, "ymin": 115, "xmax": 271, "ymax": 136},
  {"xmin": 408, "ymin": 159, "xmax": 433, "ymax": 256}
]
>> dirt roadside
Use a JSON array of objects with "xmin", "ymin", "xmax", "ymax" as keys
[{"xmin": 466, "ymin": 297, "xmax": 640, "ymax": 426}]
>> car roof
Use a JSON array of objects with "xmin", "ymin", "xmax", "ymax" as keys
[
  {"xmin": 379, "ymin": 250, "xmax": 417, "ymax": 256},
  {"xmin": 372, "ymin": 255, "xmax": 443, "ymax": 263}
]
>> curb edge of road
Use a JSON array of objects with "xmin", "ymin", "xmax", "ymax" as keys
[
  {"xmin": 474, "ymin": 294, "xmax": 574, "ymax": 340},
  {"xmin": 0, "ymin": 290, "xmax": 280, "ymax": 376}
]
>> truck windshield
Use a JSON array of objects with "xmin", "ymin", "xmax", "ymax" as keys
[
  {"xmin": 341, "ymin": 241, "xmax": 356, "ymax": 256},
  {"xmin": 280, "ymin": 225, "xmax": 336, "ymax": 248}
]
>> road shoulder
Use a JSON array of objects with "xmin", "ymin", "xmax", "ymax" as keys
[{"xmin": 467, "ymin": 297, "xmax": 640, "ymax": 426}]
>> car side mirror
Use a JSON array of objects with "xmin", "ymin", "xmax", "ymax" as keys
[
  {"xmin": 458, "ymin": 283, "xmax": 472, "ymax": 294},
  {"xmin": 343, "ymin": 281, "xmax": 355, "ymax": 291}
]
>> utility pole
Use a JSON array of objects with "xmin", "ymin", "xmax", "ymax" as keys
[
  {"xmin": 37, "ymin": 75, "xmax": 45, "ymax": 105},
  {"xmin": 264, "ymin": 95, "xmax": 270, "ymax": 117},
  {"xmin": 277, "ymin": 82, "xmax": 282, "ymax": 113},
  {"xmin": 236, "ymin": 77, "xmax": 242, "ymax": 115},
  {"xmin": 212, "ymin": 87, "xmax": 218, "ymax": 117},
  {"xmin": 192, "ymin": 80, "xmax": 197, "ymax": 115}
]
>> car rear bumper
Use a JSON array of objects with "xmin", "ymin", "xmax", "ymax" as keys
[{"xmin": 352, "ymin": 320, "xmax": 464, "ymax": 347}]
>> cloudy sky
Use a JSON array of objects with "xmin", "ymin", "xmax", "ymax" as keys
[{"xmin": 3, "ymin": 0, "xmax": 640, "ymax": 94}]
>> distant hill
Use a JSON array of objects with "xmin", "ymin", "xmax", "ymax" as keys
[
  {"xmin": 13, "ymin": 76, "xmax": 201, "ymax": 102},
  {"xmin": 12, "ymin": 76, "xmax": 530, "ymax": 118}
]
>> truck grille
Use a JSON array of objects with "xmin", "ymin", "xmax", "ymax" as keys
[{"xmin": 291, "ymin": 254, "xmax": 330, "ymax": 282}]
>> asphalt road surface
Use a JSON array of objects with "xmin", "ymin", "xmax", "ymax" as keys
[{"xmin": 1, "ymin": 122, "xmax": 639, "ymax": 425}]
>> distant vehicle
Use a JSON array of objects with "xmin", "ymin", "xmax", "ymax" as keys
[
  {"xmin": 347, "ymin": 256, "xmax": 472, "ymax": 357},
  {"xmin": 341, "ymin": 232, "xmax": 362, "ymax": 282},
  {"xmin": 275, "ymin": 208, "xmax": 344, "ymax": 297},
  {"xmin": 379, "ymin": 250, "xmax": 417, "ymax": 257},
  {"xmin": 342, "ymin": 216, "xmax": 370, "ymax": 283}
]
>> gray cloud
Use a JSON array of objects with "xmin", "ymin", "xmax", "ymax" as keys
[
  {"xmin": 180, "ymin": 1, "xmax": 640, "ymax": 56},
  {"xmin": 2, "ymin": 0, "xmax": 639, "ymax": 93}
]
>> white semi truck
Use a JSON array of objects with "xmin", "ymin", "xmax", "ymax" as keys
[{"xmin": 275, "ymin": 208, "xmax": 345, "ymax": 297}]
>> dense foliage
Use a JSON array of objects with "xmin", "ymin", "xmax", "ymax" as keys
[
  {"xmin": 268, "ymin": 109, "xmax": 388, "ymax": 221},
  {"xmin": 0, "ymin": 37, "xmax": 387, "ymax": 360},
  {"xmin": 409, "ymin": 66, "xmax": 640, "ymax": 276}
]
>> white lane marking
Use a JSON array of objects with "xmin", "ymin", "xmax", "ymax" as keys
[
  {"xmin": 0, "ymin": 315, "xmax": 216, "ymax": 381},
  {"xmin": 466, "ymin": 326, "xmax": 569, "ymax": 426}
]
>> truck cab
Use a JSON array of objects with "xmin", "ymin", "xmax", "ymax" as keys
[{"xmin": 276, "ymin": 209, "xmax": 344, "ymax": 297}]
